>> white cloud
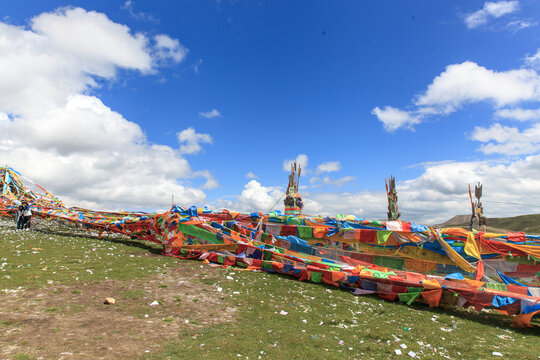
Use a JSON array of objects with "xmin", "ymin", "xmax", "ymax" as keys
[
  {"xmin": 371, "ymin": 106, "xmax": 420, "ymax": 132},
  {"xmin": 283, "ymin": 154, "xmax": 308, "ymax": 171},
  {"xmin": 316, "ymin": 161, "xmax": 341, "ymax": 174},
  {"xmin": 199, "ymin": 109, "xmax": 221, "ymax": 118},
  {"xmin": 193, "ymin": 58, "xmax": 203, "ymax": 74},
  {"xmin": 472, "ymin": 123, "xmax": 540, "ymax": 155},
  {"xmin": 496, "ymin": 107, "xmax": 540, "ymax": 121},
  {"xmin": 302, "ymin": 191, "xmax": 385, "ymax": 219},
  {"xmin": 0, "ymin": 8, "xmax": 213, "ymax": 210},
  {"xmin": 193, "ymin": 170, "xmax": 219, "ymax": 190},
  {"xmin": 525, "ymin": 48, "xmax": 540, "ymax": 70},
  {"xmin": 214, "ymin": 180, "xmax": 284, "ymax": 213},
  {"xmin": 217, "ymin": 154, "xmax": 540, "ymax": 224},
  {"xmin": 153, "ymin": 34, "xmax": 188, "ymax": 63},
  {"xmin": 245, "ymin": 171, "xmax": 258, "ymax": 179},
  {"xmin": 374, "ymin": 61, "xmax": 540, "ymax": 132},
  {"xmin": 416, "ymin": 61, "xmax": 540, "ymax": 111},
  {"xmin": 31, "ymin": 7, "xmax": 154, "ymax": 76},
  {"xmin": 121, "ymin": 1, "xmax": 158, "ymax": 22},
  {"xmin": 506, "ymin": 19, "xmax": 536, "ymax": 33},
  {"xmin": 465, "ymin": 1, "xmax": 519, "ymax": 29},
  {"xmin": 322, "ymin": 175, "xmax": 355, "ymax": 187},
  {"xmin": 177, "ymin": 127, "xmax": 213, "ymax": 155},
  {"xmin": 396, "ymin": 157, "xmax": 540, "ymax": 223},
  {"xmin": 484, "ymin": 1, "xmax": 520, "ymax": 17},
  {"xmin": 309, "ymin": 157, "xmax": 540, "ymax": 223}
]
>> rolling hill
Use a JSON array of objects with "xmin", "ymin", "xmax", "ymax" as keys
[{"xmin": 438, "ymin": 213, "xmax": 540, "ymax": 234}]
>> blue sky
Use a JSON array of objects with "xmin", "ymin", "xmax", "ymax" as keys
[{"xmin": 1, "ymin": 1, "xmax": 540, "ymax": 223}]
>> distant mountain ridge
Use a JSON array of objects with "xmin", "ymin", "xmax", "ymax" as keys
[
  {"xmin": 437, "ymin": 215, "xmax": 471, "ymax": 227},
  {"xmin": 437, "ymin": 213, "xmax": 540, "ymax": 234}
]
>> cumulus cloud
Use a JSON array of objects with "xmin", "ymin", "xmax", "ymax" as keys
[
  {"xmin": 193, "ymin": 170, "xmax": 219, "ymax": 190},
  {"xmin": 153, "ymin": 34, "xmax": 188, "ymax": 63},
  {"xmin": 199, "ymin": 109, "xmax": 221, "ymax": 118},
  {"xmin": 0, "ymin": 7, "xmax": 213, "ymax": 210},
  {"xmin": 283, "ymin": 154, "xmax": 308, "ymax": 172},
  {"xmin": 506, "ymin": 19, "xmax": 536, "ymax": 33},
  {"xmin": 472, "ymin": 123, "xmax": 540, "ymax": 155},
  {"xmin": 372, "ymin": 106, "xmax": 420, "ymax": 132},
  {"xmin": 192, "ymin": 58, "xmax": 203, "ymax": 74},
  {"xmin": 214, "ymin": 180, "xmax": 284, "ymax": 213},
  {"xmin": 396, "ymin": 157, "xmax": 540, "ymax": 223},
  {"xmin": 464, "ymin": 1, "xmax": 519, "ymax": 29},
  {"xmin": 373, "ymin": 60, "xmax": 540, "ymax": 133},
  {"xmin": 30, "ymin": 7, "xmax": 155, "ymax": 77},
  {"xmin": 245, "ymin": 171, "xmax": 258, "ymax": 179},
  {"xmin": 316, "ymin": 161, "xmax": 341, "ymax": 174},
  {"xmin": 212, "ymin": 150, "xmax": 540, "ymax": 224},
  {"xmin": 177, "ymin": 127, "xmax": 213, "ymax": 155},
  {"xmin": 416, "ymin": 61, "xmax": 540, "ymax": 111},
  {"xmin": 525, "ymin": 48, "xmax": 540, "ymax": 70},
  {"xmin": 121, "ymin": 0, "xmax": 159, "ymax": 22},
  {"xmin": 220, "ymin": 155, "xmax": 540, "ymax": 224},
  {"xmin": 496, "ymin": 107, "xmax": 540, "ymax": 121},
  {"xmin": 213, "ymin": 180, "xmax": 394, "ymax": 221},
  {"xmin": 322, "ymin": 175, "xmax": 355, "ymax": 187}
]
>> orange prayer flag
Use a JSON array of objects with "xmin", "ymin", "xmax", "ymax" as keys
[
  {"xmin": 421, "ymin": 279, "xmax": 441, "ymax": 289},
  {"xmin": 512, "ymin": 310, "xmax": 540, "ymax": 328},
  {"xmin": 312, "ymin": 227, "xmax": 328, "ymax": 238},
  {"xmin": 421, "ymin": 289, "xmax": 443, "ymax": 307},
  {"xmin": 475, "ymin": 260, "xmax": 484, "ymax": 281},
  {"xmin": 230, "ymin": 230, "xmax": 242, "ymax": 241}
]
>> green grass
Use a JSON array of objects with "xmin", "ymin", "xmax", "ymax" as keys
[
  {"xmin": 147, "ymin": 268, "xmax": 540, "ymax": 360},
  {"xmin": 0, "ymin": 219, "xmax": 182, "ymax": 288},
  {"xmin": 487, "ymin": 214, "xmax": 540, "ymax": 233},
  {"xmin": 447, "ymin": 213, "xmax": 540, "ymax": 234},
  {"xmin": 121, "ymin": 289, "xmax": 146, "ymax": 300},
  {"xmin": 13, "ymin": 354, "xmax": 33, "ymax": 360}
]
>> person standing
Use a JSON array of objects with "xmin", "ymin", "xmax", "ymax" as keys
[
  {"xmin": 21, "ymin": 201, "xmax": 32, "ymax": 229},
  {"xmin": 16, "ymin": 204, "xmax": 24, "ymax": 229}
]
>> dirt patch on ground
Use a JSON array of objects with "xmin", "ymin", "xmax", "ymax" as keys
[{"xmin": 0, "ymin": 265, "xmax": 235, "ymax": 359}]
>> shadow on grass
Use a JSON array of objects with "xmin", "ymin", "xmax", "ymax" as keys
[{"xmin": 31, "ymin": 226, "xmax": 163, "ymax": 255}]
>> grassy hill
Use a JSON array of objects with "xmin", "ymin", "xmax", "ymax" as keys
[
  {"xmin": 487, "ymin": 214, "xmax": 540, "ymax": 234},
  {"xmin": 439, "ymin": 213, "xmax": 540, "ymax": 234}
]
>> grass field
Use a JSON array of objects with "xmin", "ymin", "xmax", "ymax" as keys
[
  {"xmin": 1, "ymin": 218, "xmax": 539, "ymax": 359},
  {"xmin": 440, "ymin": 213, "xmax": 540, "ymax": 234}
]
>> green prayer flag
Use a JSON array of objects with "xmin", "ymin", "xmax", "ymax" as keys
[
  {"xmin": 377, "ymin": 230, "xmax": 392, "ymax": 244},
  {"xmin": 310, "ymin": 271, "xmax": 322, "ymax": 283},
  {"xmin": 374, "ymin": 256, "xmax": 404, "ymax": 270},
  {"xmin": 178, "ymin": 224, "xmax": 221, "ymax": 244},
  {"xmin": 398, "ymin": 292, "xmax": 421, "ymax": 305},
  {"xmin": 297, "ymin": 225, "xmax": 313, "ymax": 239},
  {"xmin": 485, "ymin": 282, "xmax": 507, "ymax": 291}
]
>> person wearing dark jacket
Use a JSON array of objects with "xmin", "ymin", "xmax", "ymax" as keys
[
  {"xmin": 21, "ymin": 201, "xmax": 32, "ymax": 229},
  {"xmin": 16, "ymin": 204, "xmax": 24, "ymax": 229}
]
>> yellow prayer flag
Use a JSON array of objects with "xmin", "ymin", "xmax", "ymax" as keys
[{"xmin": 464, "ymin": 232, "xmax": 482, "ymax": 260}]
